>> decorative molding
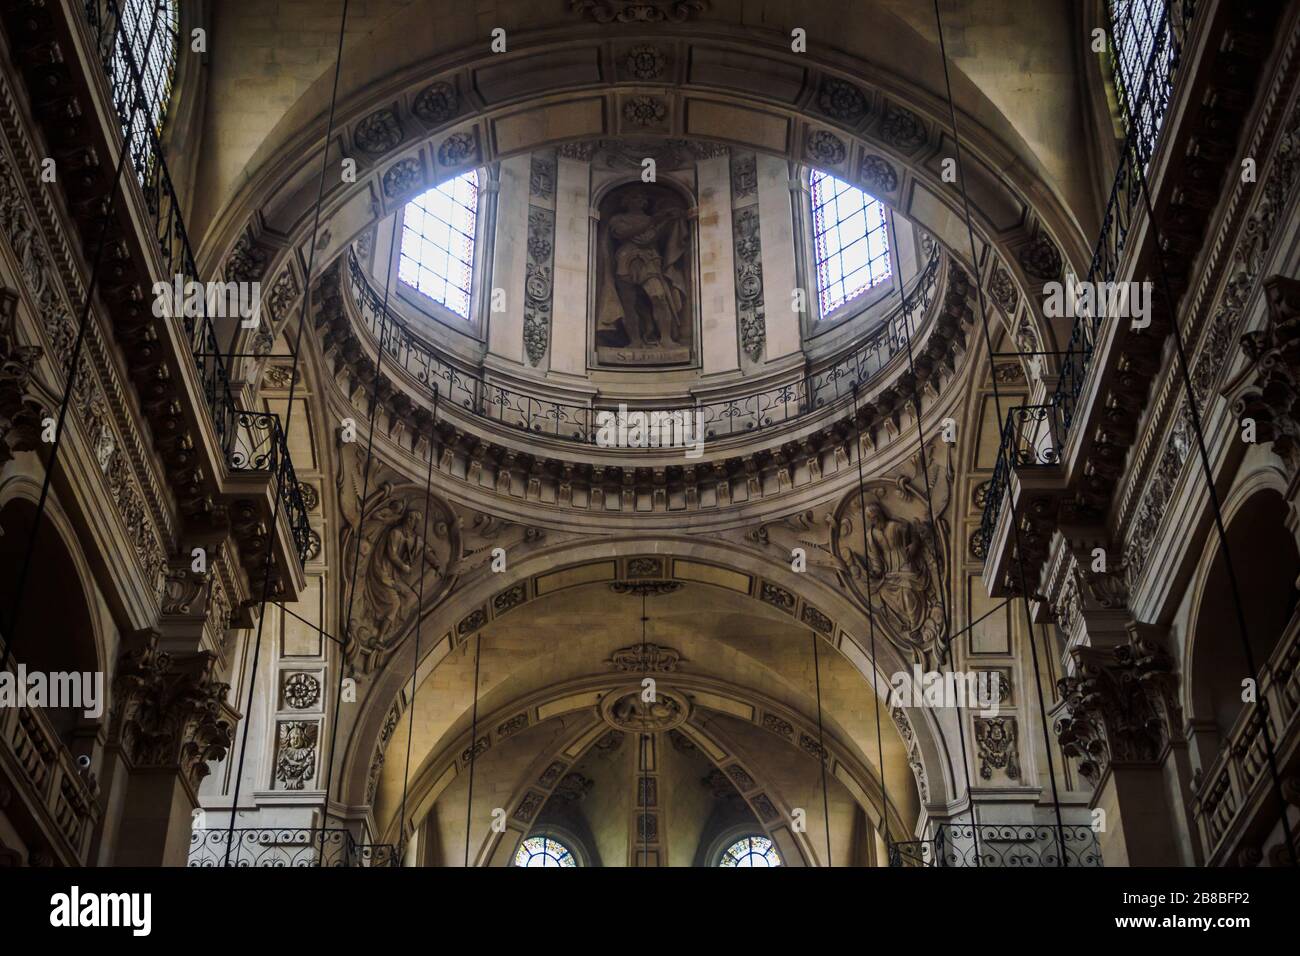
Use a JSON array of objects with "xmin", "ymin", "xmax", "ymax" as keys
[
  {"xmin": 733, "ymin": 206, "xmax": 765, "ymax": 362},
  {"xmin": 523, "ymin": 201, "xmax": 555, "ymax": 367},
  {"xmin": 974, "ymin": 716, "xmax": 1021, "ymax": 781},
  {"xmin": 607, "ymin": 642, "xmax": 685, "ymax": 672},
  {"xmin": 274, "ymin": 720, "xmax": 319, "ymax": 790},
  {"xmin": 569, "ymin": 0, "xmax": 707, "ymax": 23}
]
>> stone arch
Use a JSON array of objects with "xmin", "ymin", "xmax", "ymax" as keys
[
  {"xmin": 393, "ymin": 672, "xmax": 908, "ymax": 866},
  {"xmin": 1184, "ymin": 458, "xmax": 1300, "ymax": 744},
  {"xmin": 340, "ymin": 534, "xmax": 956, "ymax": 832},
  {"xmin": 0, "ymin": 473, "xmax": 111, "ymax": 746},
  {"xmin": 200, "ymin": 22, "xmax": 1087, "ymax": 377}
]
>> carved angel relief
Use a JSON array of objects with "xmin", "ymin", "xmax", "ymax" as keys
[
  {"xmin": 831, "ymin": 444, "xmax": 955, "ymax": 663},
  {"xmin": 337, "ymin": 441, "xmax": 457, "ymax": 675},
  {"xmin": 740, "ymin": 445, "xmax": 955, "ymax": 663},
  {"xmin": 336, "ymin": 440, "xmax": 544, "ymax": 675}
]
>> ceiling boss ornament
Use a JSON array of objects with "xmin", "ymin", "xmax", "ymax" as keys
[{"xmin": 599, "ymin": 685, "xmax": 691, "ymax": 733}]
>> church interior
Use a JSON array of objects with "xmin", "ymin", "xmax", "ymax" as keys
[{"xmin": 0, "ymin": 0, "xmax": 1298, "ymax": 883}]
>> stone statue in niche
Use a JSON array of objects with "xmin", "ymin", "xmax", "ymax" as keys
[{"xmin": 594, "ymin": 182, "xmax": 695, "ymax": 366}]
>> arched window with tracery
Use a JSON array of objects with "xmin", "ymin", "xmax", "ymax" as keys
[
  {"xmin": 513, "ymin": 835, "xmax": 577, "ymax": 868},
  {"xmin": 398, "ymin": 171, "xmax": 480, "ymax": 320},
  {"xmin": 717, "ymin": 834, "xmax": 782, "ymax": 868},
  {"xmin": 808, "ymin": 169, "xmax": 891, "ymax": 319}
]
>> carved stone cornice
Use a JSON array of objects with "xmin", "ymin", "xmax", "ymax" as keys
[
  {"xmin": 1054, "ymin": 635, "xmax": 1184, "ymax": 788},
  {"xmin": 310, "ymin": 258, "xmax": 976, "ymax": 519},
  {"xmin": 1236, "ymin": 275, "xmax": 1300, "ymax": 475},
  {"xmin": 110, "ymin": 632, "xmax": 236, "ymax": 793},
  {"xmin": 0, "ymin": 9, "xmax": 303, "ymax": 603},
  {"xmin": 985, "ymin": 2, "xmax": 1286, "ymax": 601},
  {"xmin": 0, "ymin": 61, "xmax": 174, "ymax": 597}
]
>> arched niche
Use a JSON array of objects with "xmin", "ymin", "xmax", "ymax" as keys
[
  {"xmin": 1186, "ymin": 486, "xmax": 1300, "ymax": 743},
  {"xmin": 0, "ymin": 490, "xmax": 107, "ymax": 750}
]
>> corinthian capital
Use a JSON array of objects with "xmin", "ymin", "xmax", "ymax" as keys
[
  {"xmin": 1236, "ymin": 275, "xmax": 1300, "ymax": 473},
  {"xmin": 111, "ymin": 631, "xmax": 236, "ymax": 791},
  {"xmin": 1054, "ymin": 633, "xmax": 1183, "ymax": 787},
  {"xmin": 0, "ymin": 287, "xmax": 46, "ymax": 464}
]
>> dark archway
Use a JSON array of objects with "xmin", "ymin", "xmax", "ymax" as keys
[{"xmin": 1189, "ymin": 489, "xmax": 1300, "ymax": 740}]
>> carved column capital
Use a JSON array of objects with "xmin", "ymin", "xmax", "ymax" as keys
[
  {"xmin": 0, "ymin": 286, "xmax": 47, "ymax": 463},
  {"xmin": 110, "ymin": 631, "xmax": 236, "ymax": 793},
  {"xmin": 1235, "ymin": 274, "xmax": 1300, "ymax": 475},
  {"xmin": 1054, "ymin": 633, "xmax": 1183, "ymax": 787}
]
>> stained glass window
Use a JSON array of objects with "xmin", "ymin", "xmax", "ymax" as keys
[
  {"xmin": 398, "ymin": 171, "xmax": 479, "ymax": 319},
  {"xmin": 113, "ymin": 0, "xmax": 179, "ymax": 144},
  {"xmin": 514, "ymin": 835, "xmax": 577, "ymax": 868},
  {"xmin": 717, "ymin": 835, "xmax": 782, "ymax": 867},
  {"xmin": 1109, "ymin": 0, "xmax": 1174, "ymax": 161},
  {"xmin": 809, "ymin": 169, "xmax": 891, "ymax": 316}
]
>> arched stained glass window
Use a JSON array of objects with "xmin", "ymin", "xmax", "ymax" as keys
[
  {"xmin": 1108, "ymin": 0, "xmax": 1175, "ymax": 159},
  {"xmin": 809, "ymin": 169, "xmax": 891, "ymax": 317},
  {"xmin": 717, "ymin": 835, "xmax": 782, "ymax": 867},
  {"xmin": 398, "ymin": 171, "xmax": 480, "ymax": 319},
  {"xmin": 514, "ymin": 835, "xmax": 577, "ymax": 868}
]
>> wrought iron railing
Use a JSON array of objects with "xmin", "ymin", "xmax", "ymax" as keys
[
  {"xmin": 1192, "ymin": 608, "xmax": 1300, "ymax": 861},
  {"xmin": 188, "ymin": 828, "xmax": 400, "ymax": 867},
  {"xmin": 888, "ymin": 824, "xmax": 1102, "ymax": 867},
  {"xmin": 81, "ymin": 0, "xmax": 311, "ymax": 563},
  {"xmin": 976, "ymin": 404, "xmax": 1065, "ymax": 551},
  {"xmin": 979, "ymin": 1, "xmax": 1193, "ymax": 555},
  {"xmin": 345, "ymin": 242, "xmax": 942, "ymax": 445}
]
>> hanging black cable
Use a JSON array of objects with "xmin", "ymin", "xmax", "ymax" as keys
[
  {"xmin": 398, "ymin": 385, "xmax": 439, "ymax": 863},
  {"xmin": 463, "ymin": 632, "xmax": 482, "ymax": 867},
  {"xmin": 881, "ymin": 211, "xmax": 984, "ymax": 864},
  {"xmin": 315, "ymin": 202, "xmax": 403, "ymax": 858},
  {"xmin": 810, "ymin": 629, "xmax": 833, "ymax": 866},
  {"xmin": 932, "ymin": 0, "xmax": 1069, "ymax": 865},
  {"xmin": 273, "ymin": 602, "xmax": 345, "ymax": 648},
  {"xmin": 1, "ymin": 0, "xmax": 165, "ymax": 679},
  {"xmin": 850, "ymin": 384, "xmax": 897, "ymax": 859},
  {"xmin": 640, "ymin": 589, "xmax": 650, "ymax": 867},
  {"xmin": 224, "ymin": 0, "xmax": 351, "ymax": 866},
  {"xmin": 1129, "ymin": 140, "xmax": 1298, "ymax": 865}
]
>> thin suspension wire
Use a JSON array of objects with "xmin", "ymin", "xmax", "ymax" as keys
[
  {"xmin": 225, "ymin": 0, "xmax": 351, "ymax": 866},
  {"xmin": 810, "ymin": 630, "xmax": 833, "ymax": 866},
  {"xmin": 463, "ymin": 632, "xmax": 482, "ymax": 867},
  {"xmin": 1, "ymin": 2, "xmax": 165, "ymax": 679},
  {"xmin": 932, "ymin": 0, "xmax": 1068, "ymax": 865},
  {"xmin": 398, "ymin": 386, "xmax": 439, "ymax": 863},
  {"xmin": 273, "ymin": 602, "xmax": 345, "ymax": 647},
  {"xmin": 1129, "ymin": 144, "xmax": 1298, "ymax": 865},
  {"xmin": 317, "ymin": 205, "xmax": 403, "ymax": 848},
  {"xmin": 850, "ymin": 384, "xmax": 895, "ymax": 856},
  {"xmin": 882, "ymin": 211, "xmax": 982, "ymax": 863},
  {"xmin": 641, "ymin": 590, "xmax": 650, "ymax": 867}
]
